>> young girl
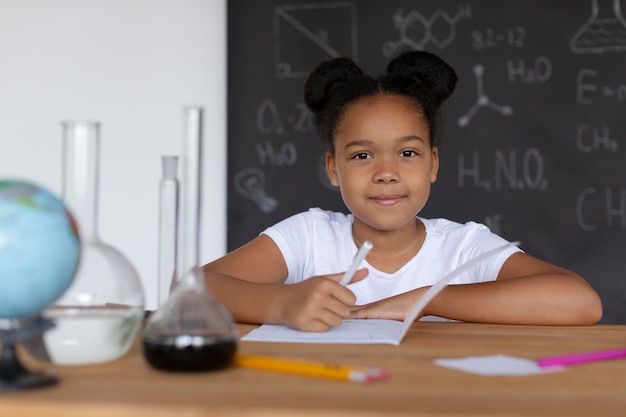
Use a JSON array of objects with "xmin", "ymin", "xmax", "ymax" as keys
[{"xmin": 204, "ymin": 51, "xmax": 602, "ymax": 332}]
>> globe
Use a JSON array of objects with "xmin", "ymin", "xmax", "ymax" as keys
[{"xmin": 0, "ymin": 179, "xmax": 80, "ymax": 319}]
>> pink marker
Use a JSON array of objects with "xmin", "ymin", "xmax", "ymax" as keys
[{"xmin": 538, "ymin": 348, "xmax": 626, "ymax": 368}]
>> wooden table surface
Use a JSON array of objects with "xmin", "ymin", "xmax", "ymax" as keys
[{"xmin": 1, "ymin": 322, "xmax": 625, "ymax": 417}]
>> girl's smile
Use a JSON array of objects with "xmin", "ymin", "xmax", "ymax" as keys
[{"xmin": 370, "ymin": 194, "xmax": 406, "ymax": 206}]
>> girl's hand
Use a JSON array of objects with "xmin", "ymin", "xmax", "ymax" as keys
[
  {"xmin": 278, "ymin": 269, "xmax": 367, "ymax": 332},
  {"xmin": 348, "ymin": 287, "xmax": 430, "ymax": 321}
]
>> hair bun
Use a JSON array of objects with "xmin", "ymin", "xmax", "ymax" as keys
[
  {"xmin": 386, "ymin": 51, "xmax": 457, "ymax": 104},
  {"xmin": 304, "ymin": 57, "xmax": 363, "ymax": 114}
]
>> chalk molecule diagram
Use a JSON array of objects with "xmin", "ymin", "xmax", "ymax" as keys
[
  {"xmin": 458, "ymin": 64, "xmax": 514, "ymax": 128},
  {"xmin": 383, "ymin": 5, "xmax": 471, "ymax": 57}
]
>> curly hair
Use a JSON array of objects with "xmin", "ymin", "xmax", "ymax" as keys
[{"xmin": 304, "ymin": 51, "xmax": 457, "ymax": 153}]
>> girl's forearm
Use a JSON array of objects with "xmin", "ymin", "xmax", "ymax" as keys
[
  {"xmin": 424, "ymin": 273, "xmax": 602, "ymax": 325},
  {"xmin": 203, "ymin": 272, "xmax": 285, "ymax": 325}
]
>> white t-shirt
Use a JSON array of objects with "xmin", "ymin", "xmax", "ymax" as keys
[{"xmin": 262, "ymin": 207, "xmax": 521, "ymax": 305}]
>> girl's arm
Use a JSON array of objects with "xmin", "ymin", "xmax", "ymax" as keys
[
  {"xmin": 203, "ymin": 234, "xmax": 365, "ymax": 331},
  {"xmin": 349, "ymin": 252, "xmax": 603, "ymax": 325}
]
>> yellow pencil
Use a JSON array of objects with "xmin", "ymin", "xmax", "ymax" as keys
[{"xmin": 234, "ymin": 354, "xmax": 388, "ymax": 383}]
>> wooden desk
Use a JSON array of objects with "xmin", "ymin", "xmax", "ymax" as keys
[{"xmin": 1, "ymin": 322, "xmax": 625, "ymax": 417}]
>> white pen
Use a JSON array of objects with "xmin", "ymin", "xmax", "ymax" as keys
[{"xmin": 340, "ymin": 240, "xmax": 373, "ymax": 286}]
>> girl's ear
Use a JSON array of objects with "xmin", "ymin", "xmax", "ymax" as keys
[
  {"xmin": 325, "ymin": 151, "xmax": 340, "ymax": 187},
  {"xmin": 430, "ymin": 147, "xmax": 439, "ymax": 183}
]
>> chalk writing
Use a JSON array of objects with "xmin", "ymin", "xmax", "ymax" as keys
[
  {"xmin": 576, "ymin": 69, "xmax": 626, "ymax": 104},
  {"xmin": 576, "ymin": 187, "xmax": 626, "ymax": 231},
  {"xmin": 457, "ymin": 149, "xmax": 548, "ymax": 191},
  {"xmin": 256, "ymin": 142, "xmax": 298, "ymax": 167},
  {"xmin": 256, "ymin": 99, "xmax": 314, "ymax": 135},
  {"xmin": 257, "ymin": 99, "xmax": 283, "ymax": 134},
  {"xmin": 292, "ymin": 103, "xmax": 315, "ymax": 133},
  {"xmin": 507, "ymin": 56, "xmax": 552, "ymax": 83},
  {"xmin": 471, "ymin": 26, "xmax": 526, "ymax": 49},
  {"xmin": 576, "ymin": 124, "xmax": 619, "ymax": 152}
]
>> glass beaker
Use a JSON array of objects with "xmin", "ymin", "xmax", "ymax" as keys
[
  {"xmin": 36, "ymin": 121, "xmax": 145, "ymax": 365},
  {"xmin": 142, "ymin": 107, "xmax": 237, "ymax": 372}
]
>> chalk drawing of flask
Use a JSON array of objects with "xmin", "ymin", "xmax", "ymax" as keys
[{"xmin": 570, "ymin": 0, "xmax": 626, "ymax": 53}]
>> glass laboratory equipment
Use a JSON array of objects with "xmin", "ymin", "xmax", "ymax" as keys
[
  {"xmin": 142, "ymin": 107, "xmax": 238, "ymax": 372},
  {"xmin": 33, "ymin": 121, "xmax": 145, "ymax": 365},
  {"xmin": 157, "ymin": 155, "xmax": 179, "ymax": 308}
]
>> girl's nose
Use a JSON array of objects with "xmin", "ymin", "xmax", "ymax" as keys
[{"xmin": 373, "ymin": 157, "xmax": 399, "ymax": 183}]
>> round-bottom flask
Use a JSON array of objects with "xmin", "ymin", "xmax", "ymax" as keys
[
  {"xmin": 42, "ymin": 241, "xmax": 145, "ymax": 365},
  {"xmin": 30, "ymin": 121, "xmax": 145, "ymax": 365}
]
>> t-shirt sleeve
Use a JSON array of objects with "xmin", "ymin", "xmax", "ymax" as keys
[
  {"xmin": 260, "ymin": 211, "xmax": 311, "ymax": 284},
  {"xmin": 457, "ymin": 222, "xmax": 523, "ymax": 284}
]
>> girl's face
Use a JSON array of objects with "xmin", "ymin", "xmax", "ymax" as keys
[{"xmin": 326, "ymin": 94, "xmax": 438, "ymax": 234}]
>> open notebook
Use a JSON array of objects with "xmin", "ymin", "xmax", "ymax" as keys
[{"xmin": 242, "ymin": 241, "xmax": 520, "ymax": 345}]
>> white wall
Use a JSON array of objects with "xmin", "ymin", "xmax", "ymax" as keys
[{"xmin": 0, "ymin": 0, "xmax": 227, "ymax": 309}]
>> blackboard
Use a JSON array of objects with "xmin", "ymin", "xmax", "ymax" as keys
[{"xmin": 227, "ymin": 0, "xmax": 626, "ymax": 323}]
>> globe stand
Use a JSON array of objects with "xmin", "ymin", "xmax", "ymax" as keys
[{"xmin": 0, "ymin": 317, "xmax": 57, "ymax": 391}]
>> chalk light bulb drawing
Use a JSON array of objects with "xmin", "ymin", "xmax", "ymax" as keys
[{"xmin": 234, "ymin": 168, "xmax": 279, "ymax": 213}]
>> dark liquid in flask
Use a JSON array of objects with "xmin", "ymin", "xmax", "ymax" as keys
[{"xmin": 142, "ymin": 335, "xmax": 237, "ymax": 372}]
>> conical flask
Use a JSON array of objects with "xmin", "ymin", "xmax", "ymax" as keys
[
  {"xmin": 35, "ymin": 121, "xmax": 145, "ymax": 365},
  {"xmin": 142, "ymin": 107, "xmax": 238, "ymax": 372}
]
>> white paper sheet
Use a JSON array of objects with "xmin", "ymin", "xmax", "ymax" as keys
[{"xmin": 434, "ymin": 355, "xmax": 564, "ymax": 376}]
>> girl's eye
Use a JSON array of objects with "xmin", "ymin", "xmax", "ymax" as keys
[
  {"xmin": 400, "ymin": 150, "xmax": 418, "ymax": 157},
  {"xmin": 353, "ymin": 152, "xmax": 371, "ymax": 160}
]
